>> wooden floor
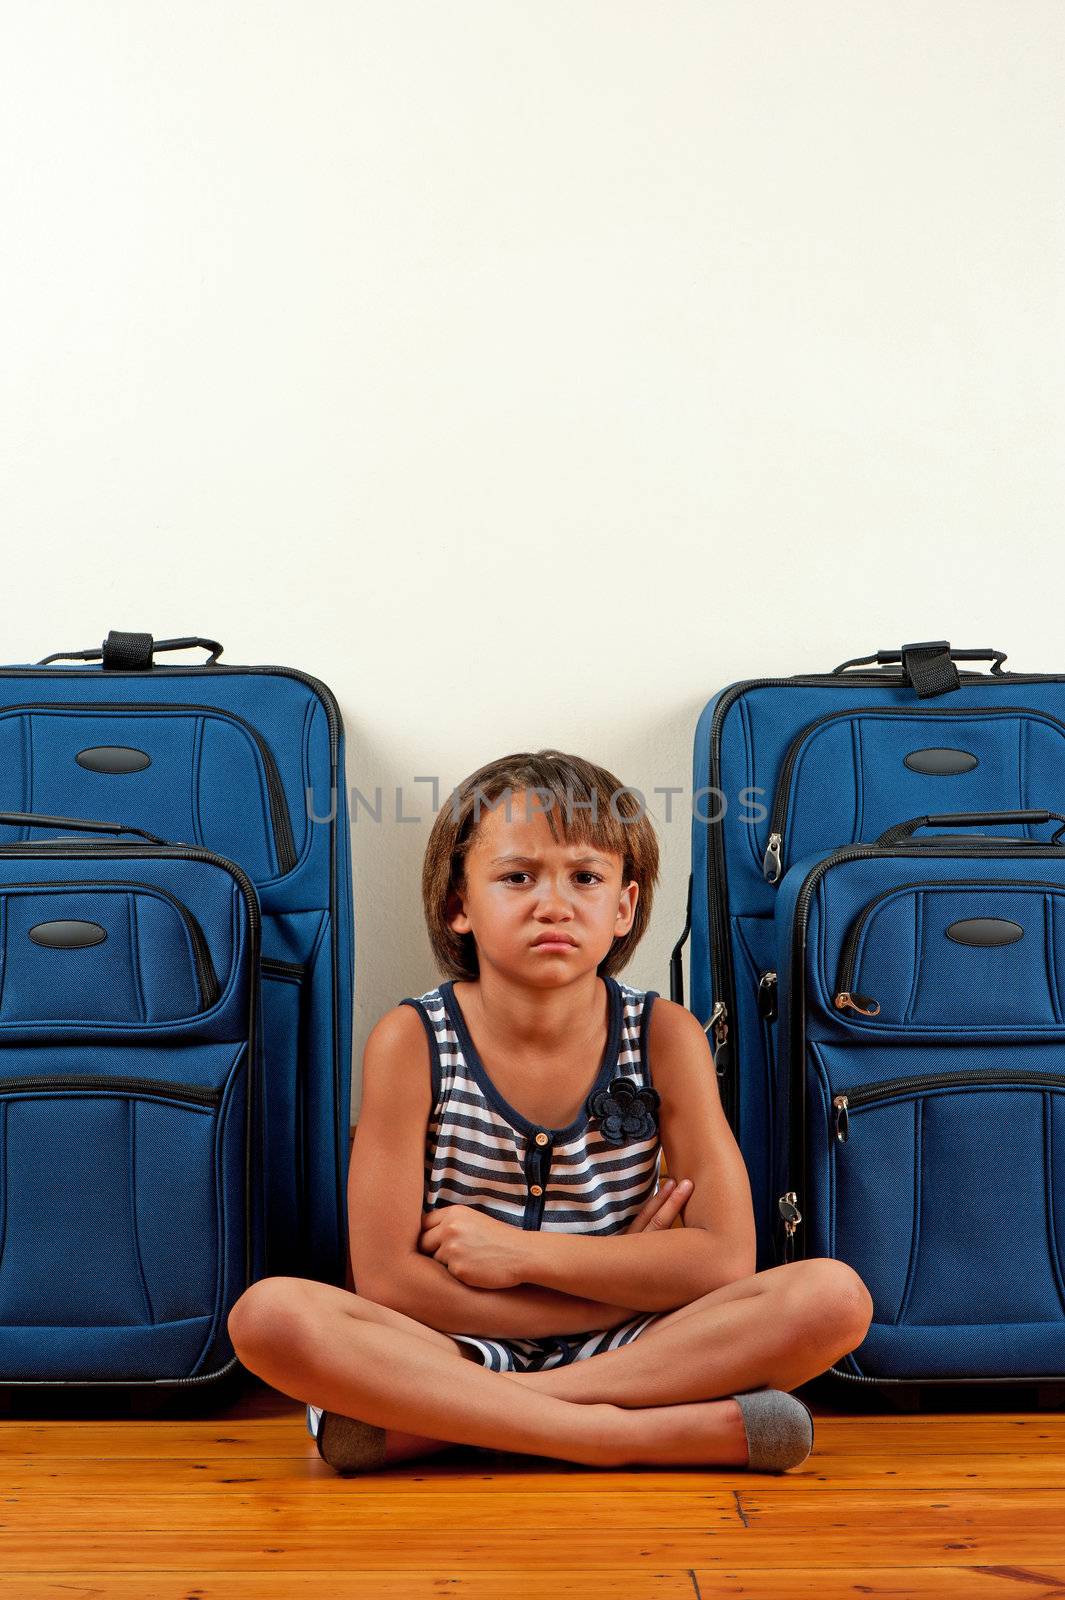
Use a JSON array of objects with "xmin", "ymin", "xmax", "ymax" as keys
[{"xmin": 1, "ymin": 1373, "xmax": 1064, "ymax": 1598}]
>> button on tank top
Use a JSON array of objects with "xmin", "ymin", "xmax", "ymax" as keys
[{"xmin": 399, "ymin": 975, "xmax": 662, "ymax": 1234}]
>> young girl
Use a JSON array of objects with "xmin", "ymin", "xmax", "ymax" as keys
[{"xmin": 228, "ymin": 749, "xmax": 874, "ymax": 1474}]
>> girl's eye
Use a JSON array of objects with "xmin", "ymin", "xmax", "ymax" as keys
[{"xmin": 501, "ymin": 872, "xmax": 603, "ymax": 886}]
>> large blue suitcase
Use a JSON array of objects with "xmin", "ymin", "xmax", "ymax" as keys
[
  {"xmin": 0, "ymin": 809, "xmax": 260, "ymax": 1387},
  {"xmin": 0, "ymin": 630, "xmax": 354, "ymax": 1295},
  {"xmin": 773, "ymin": 807, "xmax": 1065, "ymax": 1390},
  {"xmin": 674, "ymin": 640, "xmax": 1065, "ymax": 1274}
]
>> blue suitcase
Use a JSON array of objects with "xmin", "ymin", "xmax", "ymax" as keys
[
  {"xmin": 0, "ymin": 809, "xmax": 260, "ymax": 1387},
  {"xmin": 773, "ymin": 806, "xmax": 1065, "ymax": 1390},
  {"xmin": 0, "ymin": 630, "xmax": 354, "ymax": 1296},
  {"xmin": 673, "ymin": 640, "xmax": 1065, "ymax": 1273}
]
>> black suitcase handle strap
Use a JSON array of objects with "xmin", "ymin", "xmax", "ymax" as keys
[
  {"xmin": 37, "ymin": 632, "xmax": 224, "ymax": 669},
  {"xmin": 832, "ymin": 640, "xmax": 1007, "ymax": 699},
  {"xmin": 0, "ymin": 810, "xmax": 167, "ymax": 844},
  {"xmin": 669, "ymin": 872, "xmax": 692, "ymax": 1005},
  {"xmin": 877, "ymin": 809, "xmax": 1065, "ymax": 847}
]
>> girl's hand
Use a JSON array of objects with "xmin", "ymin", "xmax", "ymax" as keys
[
  {"xmin": 624, "ymin": 1176, "xmax": 692, "ymax": 1234},
  {"xmin": 419, "ymin": 1204, "xmax": 529, "ymax": 1289}
]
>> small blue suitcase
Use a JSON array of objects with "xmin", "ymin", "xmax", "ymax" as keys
[
  {"xmin": 0, "ymin": 810, "xmax": 259, "ymax": 1388},
  {"xmin": 0, "ymin": 630, "xmax": 354, "ymax": 1295},
  {"xmin": 773, "ymin": 807, "xmax": 1065, "ymax": 1391},
  {"xmin": 673, "ymin": 640, "xmax": 1065, "ymax": 1272}
]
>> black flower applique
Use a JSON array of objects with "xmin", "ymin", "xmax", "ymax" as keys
[{"xmin": 586, "ymin": 1076, "xmax": 660, "ymax": 1147}]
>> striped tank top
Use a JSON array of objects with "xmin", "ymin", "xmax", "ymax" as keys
[
  {"xmin": 398, "ymin": 974, "xmax": 665, "ymax": 1370},
  {"xmin": 400, "ymin": 975, "xmax": 662, "ymax": 1235}
]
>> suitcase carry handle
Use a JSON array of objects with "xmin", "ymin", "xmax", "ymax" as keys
[
  {"xmin": 0, "ymin": 810, "xmax": 167, "ymax": 844},
  {"xmin": 37, "ymin": 631, "xmax": 225, "ymax": 669},
  {"xmin": 877, "ymin": 809, "xmax": 1065, "ymax": 847},
  {"xmin": 832, "ymin": 641, "xmax": 1007, "ymax": 699}
]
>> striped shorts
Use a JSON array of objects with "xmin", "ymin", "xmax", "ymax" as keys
[{"xmin": 451, "ymin": 1309, "xmax": 668, "ymax": 1372}]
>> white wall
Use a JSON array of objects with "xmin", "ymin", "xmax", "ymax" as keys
[{"xmin": 1, "ymin": 2, "xmax": 1062, "ymax": 1115}]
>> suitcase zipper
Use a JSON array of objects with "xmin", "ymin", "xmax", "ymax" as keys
[
  {"xmin": 0, "ymin": 664, "xmax": 341, "ymax": 760},
  {"xmin": 706, "ymin": 999, "xmax": 729, "ymax": 1077},
  {"xmin": 0, "ymin": 1073, "xmax": 222, "ymax": 1105},
  {"xmin": 832, "ymin": 874, "xmax": 1065, "ymax": 1021},
  {"xmin": 260, "ymin": 957, "xmax": 307, "ymax": 980},
  {"xmin": 0, "ymin": 846, "xmax": 260, "ymax": 957},
  {"xmin": 757, "ymin": 970, "xmax": 778, "ymax": 1022},
  {"xmin": 833, "ymin": 992, "xmax": 881, "ymax": 1016},
  {"xmin": 0, "ymin": 876, "xmax": 220, "ymax": 1012},
  {"xmin": 762, "ymin": 703, "xmax": 1065, "ymax": 884},
  {"xmin": 831, "ymin": 1067, "xmax": 1065, "ymax": 1142},
  {"xmin": 4, "ymin": 701, "xmax": 296, "ymax": 875},
  {"xmin": 0, "ymin": 841, "xmax": 259, "ymax": 1387}
]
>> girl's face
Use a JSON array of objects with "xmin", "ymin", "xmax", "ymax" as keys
[{"xmin": 445, "ymin": 789, "xmax": 638, "ymax": 984}]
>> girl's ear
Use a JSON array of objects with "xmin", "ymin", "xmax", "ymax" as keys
[
  {"xmin": 445, "ymin": 886, "xmax": 469, "ymax": 934},
  {"xmin": 615, "ymin": 879, "xmax": 639, "ymax": 935}
]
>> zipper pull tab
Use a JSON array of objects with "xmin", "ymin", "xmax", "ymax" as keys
[
  {"xmin": 834, "ymin": 991, "xmax": 881, "ymax": 1017},
  {"xmin": 778, "ymin": 1191, "xmax": 802, "ymax": 1262},
  {"xmin": 832, "ymin": 1093, "xmax": 850, "ymax": 1142},
  {"xmin": 705, "ymin": 999, "xmax": 727, "ymax": 1039},
  {"xmin": 704, "ymin": 1000, "xmax": 730, "ymax": 1081},
  {"xmin": 763, "ymin": 832, "xmax": 783, "ymax": 884},
  {"xmin": 757, "ymin": 970, "xmax": 778, "ymax": 1022}
]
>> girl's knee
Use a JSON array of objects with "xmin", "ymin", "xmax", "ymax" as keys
[
  {"xmin": 785, "ymin": 1257, "xmax": 874, "ymax": 1345},
  {"xmin": 227, "ymin": 1275, "xmax": 322, "ymax": 1356}
]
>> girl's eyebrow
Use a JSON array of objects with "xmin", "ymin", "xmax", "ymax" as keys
[{"xmin": 490, "ymin": 852, "xmax": 613, "ymax": 868}]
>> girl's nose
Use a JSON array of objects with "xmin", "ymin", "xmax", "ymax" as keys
[{"xmin": 534, "ymin": 881, "xmax": 574, "ymax": 914}]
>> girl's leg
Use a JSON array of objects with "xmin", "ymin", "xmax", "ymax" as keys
[
  {"xmin": 507, "ymin": 1258, "xmax": 874, "ymax": 1406},
  {"xmin": 227, "ymin": 1276, "xmax": 748, "ymax": 1468},
  {"xmin": 230, "ymin": 1278, "xmax": 484, "ymax": 1464}
]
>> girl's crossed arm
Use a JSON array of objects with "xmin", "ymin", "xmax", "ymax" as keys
[
  {"xmin": 421, "ymin": 1001, "xmax": 758, "ymax": 1311},
  {"xmin": 526, "ymin": 1001, "xmax": 757, "ymax": 1305},
  {"xmin": 349, "ymin": 1006, "xmax": 656, "ymax": 1339}
]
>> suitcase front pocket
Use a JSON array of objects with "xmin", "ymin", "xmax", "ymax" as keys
[
  {"xmin": 809, "ymin": 1046, "xmax": 1065, "ymax": 1378},
  {"xmin": 828, "ymin": 879, "xmax": 1065, "ymax": 1030},
  {"xmin": 0, "ymin": 1057, "xmax": 246, "ymax": 1380},
  {"xmin": 761, "ymin": 705, "xmax": 1065, "ymax": 883},
  {"xmin": 0, "ymin": 703, "xmax": 298, "ymax": 882},
  {"xmin": 0, "ymin": 881, "xmax": 220, "ymax": 1024}
]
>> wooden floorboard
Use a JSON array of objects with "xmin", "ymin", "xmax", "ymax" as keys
[{"xmin": 1, "ymin": 1375, "xmax": 1063, "ymax": 1598}]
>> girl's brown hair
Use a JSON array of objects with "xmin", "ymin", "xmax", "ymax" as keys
[{"xmin": 421, "ymin": 749, "xmax": 660, "ymax": 982}]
